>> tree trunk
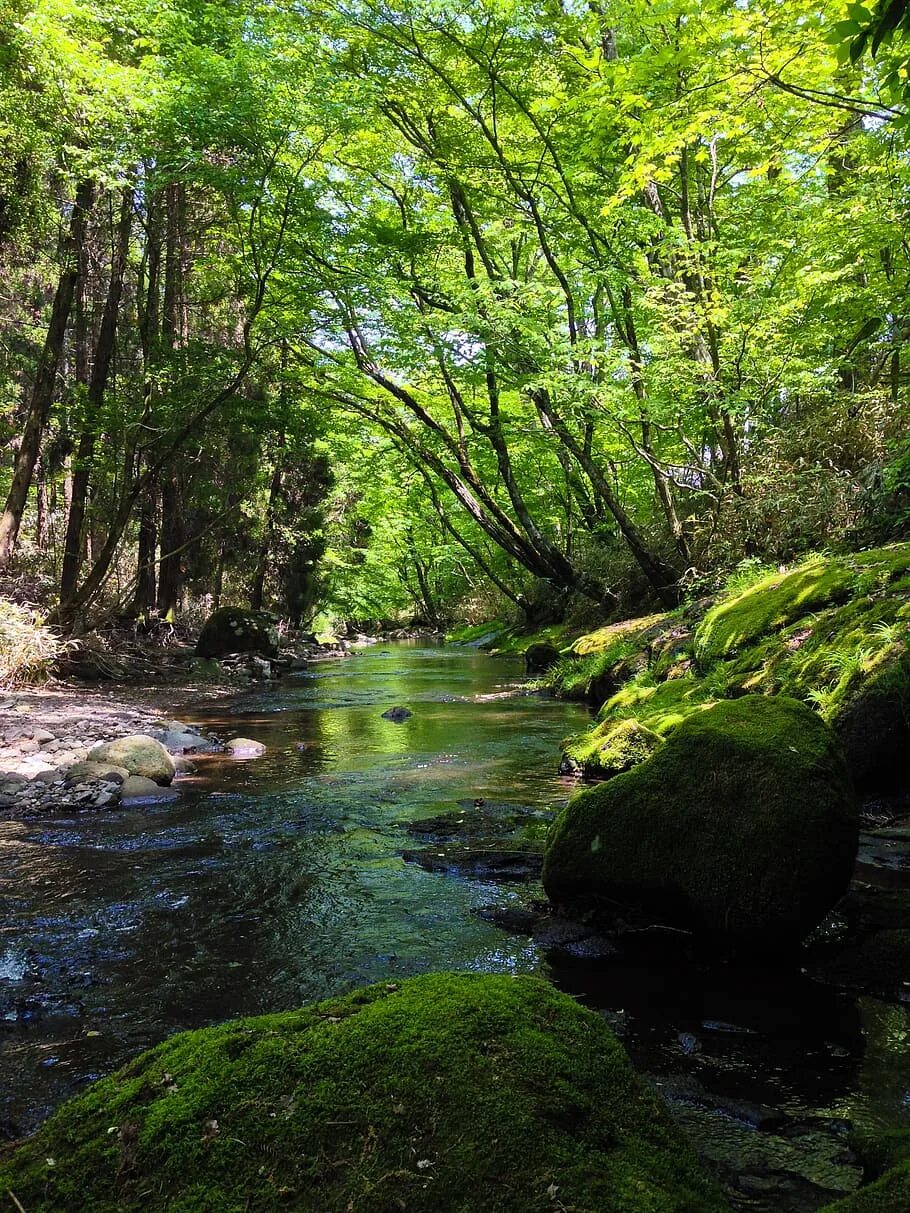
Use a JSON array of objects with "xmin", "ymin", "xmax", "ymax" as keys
[
  {"xmin": 250, "ymin": 437, "xmax": 285, "ymax": 611},
  {"xmin": 133, "ymin": 480, "xmax": 157, "ymax": 616},
  {"xmin": 156, "ymin": 477, "xmax": 184, "ymax": 617},
  {"xmin": 59, "ymin": 188, "xmax": 133, "ymax": 611},
  {"xmin": 0, "ymin": 179, "xmax": 95, "ymax": 568}
]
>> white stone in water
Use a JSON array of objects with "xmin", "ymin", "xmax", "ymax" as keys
[{"xmin": 225, "ymin": 737, "xmax": 266, "ymax": 758}]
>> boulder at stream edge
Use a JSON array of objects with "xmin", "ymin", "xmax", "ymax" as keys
[
  {"xmin": 543, "ymin": 695, "xmax": 859, "ymax": 952},
  {"xmin": 88, "ymin": 735, "xmax": 176, "ymax": 785},
  {"xmin": 196, "ymin": 606, "xmax": 279, "ymax": 659},
  {"xmin": 0, "ymin": 972, "xmax": 726, "ymax": 1213}
]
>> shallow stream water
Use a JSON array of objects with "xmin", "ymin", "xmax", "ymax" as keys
[{"xmin": 2, "ymin": 642, "xmax": 910, "ymax": 1210}]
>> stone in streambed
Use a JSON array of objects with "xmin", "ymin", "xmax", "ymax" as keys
[
  {"xmin": 120, "ymin": 775, "xmax": 178, "ymax": 803},
  {"xmin": 381, "ymin": 705, "xmax": 412, "ymax": 722},
  {"xmin": 0, "ymin": 972, "xmax": 727, "ymax": 1213},
  {"xmin": 543, "ymin": 696, "xmax": 858, "ymax": 952},
  {"xmin": 88, "ymin": 735, "xmax": 175, "ymax": 785},
  {"xmin": 160, "ymin": 729, "xmax": 218, "ymax": 754},
  {"xmin": 225, "ymin": 737, "xmax": 266, "ymax": 758},
  {"xmin": 65, "ymin": 761, "xmax": 130, "ymax": 785},
  {"xmin": 524, "ymin": 641, "xmax": 561, "ymax": 673}
]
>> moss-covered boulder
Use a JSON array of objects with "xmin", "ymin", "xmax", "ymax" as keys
[
  {"xmin": 88, "ymin": 735, "xmax": 175, "ymax": 784},
  {"xmin": 544, "ymin": 696, "xmax": 858, "ymax": 951},
  {"xmin": 566, "ymin": 718, "xmax": 663, "ymax": 780},
  {"xmin": 196, "ymin": 606, "xmax": 278, "ymax": 659},
  {"xmin": 0, "ymin": 972, "xmax": 726, "ymax": 1213}
]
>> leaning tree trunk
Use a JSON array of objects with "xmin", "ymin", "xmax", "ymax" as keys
[{"xmin": 0, "ymin": 179, "xmax": 95, "ymax": 569}]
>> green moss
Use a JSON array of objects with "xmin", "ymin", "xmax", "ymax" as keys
[
  {"xmin": 568, "ymin": 718, "xmax": 663, "ymax": 780},
  {"xmin": 820, "ymin": 1162, "xmax": 910, "ymax": 1212},
  {"xmin": 548, "ymin": 638, "xmax": 640, "ymax": 701},
  {"xmin": 569, "ymin": 613, "xmax": 671, "ymax": 657},
  {"xmin": 694, "ymin": 545, "xmax": 910, "ymax": 665},
  {"xmin": 545, "ymin": 696, "xmax": 858, "ymax": 951},
  {"xmin": 559, "ymin": 544, "xmax": 910, "ymax": 791},
  {"xmin": 0, "ymin": 973, "xmax": 726, "ymax": 1213},
  {"xmin": 489, "ymin": 620, "xmax": 585, "ymax": 656}
]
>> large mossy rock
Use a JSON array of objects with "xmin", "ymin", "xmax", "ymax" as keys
[
  {"xmin": 543, "ymin": 696, "xmax": 858, "ymax": 952},
  {"xmin": 196, "ymin": 606, "xmax": 278, "ymax": 659},
  {"xmin": 0, "ymin": 973, "xmax": 726, "ymax": 1213},
  {"xmin": 88, "ymin": 734, "xmax": 175, "ymax": 784}
]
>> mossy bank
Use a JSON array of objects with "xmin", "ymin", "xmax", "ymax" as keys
[
  {"xmin": 0, "ymin": 972, "xmax": 726, "ymax": 1213},
  {"xmin": 551, "ymin": 542, "xmax": 910, "ymax": 788}
]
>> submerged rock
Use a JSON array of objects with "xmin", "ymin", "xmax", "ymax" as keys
[
  {"xmin": 0, "ymin": 972, "xmax": 726, "ymax": 1213},
  {"xmin": 196, "ymin": 606, "xmax": 278, "ymax": 659},
  {"xmin": 543, "ymin": 696, "xmax": 859, "ymax": 952},
  {"xmin": 88, "ymin": 735, "xmax": 175, "ymax": 785},
  {"xmin": 120, "ymin": 775, "xmax": 179, "ymax": 803}
]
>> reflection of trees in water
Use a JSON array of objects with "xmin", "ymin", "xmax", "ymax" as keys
[{"xmin": 834, "ymin": 998, "xmax": 910, "ymax": 1137}]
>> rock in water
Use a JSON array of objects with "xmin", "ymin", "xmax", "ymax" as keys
[
  {"xmin": 524, "ymin": 642, "xmax": 561, "ymax": 673},
  {"xmin": 581, "ymin": 718, "xmax": 662, "ymax": 780},
  {"xmin": 543, "ymin": 696, "xmax": 858, "ymax": 952},
  {"xmin": 225, "ymin": 737, "xmax": 266, "ymax": 758},
  {"xmin": 196, "ymin": 606, "xmax": 278, "ymax": 659},
  {"xmin": 0, "ymin": 972, "xmax": 726, "ymax": 1213},
  {"xmin": 88, "ymin": 735, "xmax": 176, "ymax": 785},
  {"xmin": 120, "ymin": 775, "xmax": 178, "ymax": 803},
  {"xmin": 381, "ymin": 705, "xmax": 412, "ymax": 721}
]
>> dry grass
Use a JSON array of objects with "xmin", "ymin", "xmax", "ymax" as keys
[{"xmin": 0, "ymin": 599, "xmax": 64, "ymax": 688}]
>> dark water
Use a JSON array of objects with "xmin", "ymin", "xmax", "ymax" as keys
[{"xmin": 2, "ymin": 643, "xmax": 910, "ymax": 1209}]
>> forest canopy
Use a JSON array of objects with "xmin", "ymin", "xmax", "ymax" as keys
[{"xmin": 1, "ymin": 0, "xmax": 908, "ymax": 629}]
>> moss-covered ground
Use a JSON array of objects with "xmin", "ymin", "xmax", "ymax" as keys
[
  {"xmin": 0, "ymin": 972, "xmax": 727, "ymax": 1213},
  {"xmin": 553, "ymin": 543, "xmax": 910, "ymax": 782}
]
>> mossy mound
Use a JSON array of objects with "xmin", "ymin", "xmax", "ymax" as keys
[
  {"xmin": 564, "ymin": 718, "xmax": 663, "ymax": 781},
  {"xmin": 544, "ymin": 697, "xmax": 858, "ymax": 951},
  {"xmin": 0, "ymin": 972, "xmax": 727, "ymax": 1213},
  {"xmin": 196, "ymin": 607, "xmax": 278, "ymax": 659},
  {"xmin": 694, "ymin": 546, "xmax": 910, "ymax": 664}
]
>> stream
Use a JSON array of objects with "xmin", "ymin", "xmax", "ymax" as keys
[{"xmin": 2, "ymin": 642, "xmax": 910, "ymax": 1210}]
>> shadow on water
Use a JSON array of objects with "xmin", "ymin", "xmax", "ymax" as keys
[{"xmin": 2, "ymin": 642, "xmax": 910, "ymax": 1211}]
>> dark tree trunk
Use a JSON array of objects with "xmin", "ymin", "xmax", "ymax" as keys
[
  {"xmin": 59, "ymin": 188, "xmax": 133, "ymax": 611},
  {"xmin": 250, "ymin": 439, "xmax": 285, "ymax": 611},
  {"xmin": 0, "ymin": 179, "xmax": 95, "ymax": 568},
  {"xmin": 133, "ymin": 480, "xmax": 157, "ymax": 616}
]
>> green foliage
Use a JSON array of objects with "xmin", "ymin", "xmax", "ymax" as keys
[{"xmin": 0, "ymin": 973, "xmax": 726, "ymax": 1212}]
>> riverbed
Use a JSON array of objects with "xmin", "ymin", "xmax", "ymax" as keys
[{"xmin": 2, "ymin": 642, "xmax": 910, "ymax": 1211}]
